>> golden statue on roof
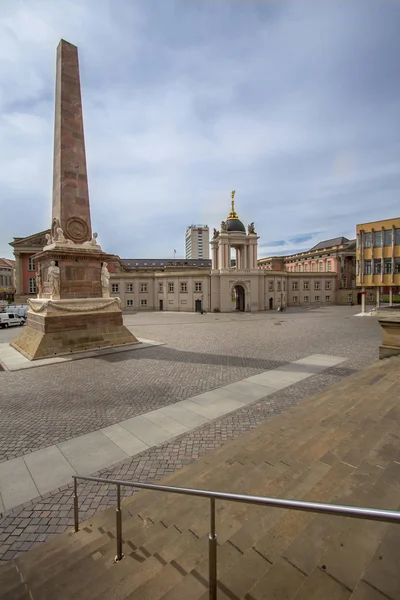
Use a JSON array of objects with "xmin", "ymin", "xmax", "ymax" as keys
[{"xmin": 228, "ymin": 190, "xmax": 239, "ymax": 220}]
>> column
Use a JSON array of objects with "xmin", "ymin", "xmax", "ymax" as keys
[
  {"xmin": 218, "ymin": 242, "xmax": 224, "ymax": 270},
  {"xmin": 381, "ymin": 227, "xmax": 384, "ymax": 285},
  {"xmin": 361, "ymin": 287, "xmax": 366, "ymax": 313},
  {"xmin": 14, "ymin": 252, "xmax": 23, "ymax": 296},
  {"xmin": 392, "ymin": 225, "xmax": 395, "ymax": 284},
  {"xmin": 389, "ymin": 287, "xmax": 393, "ymax": 306},
  {"xmin": 211, "ymin": 244, "xmax": 218, "ymax": 271}
]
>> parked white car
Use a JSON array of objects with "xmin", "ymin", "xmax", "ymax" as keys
[
  {"xmin": 0, "ymin": 313, "xmax": 25, "ymax": 328},
  {"xmin": 4, "ymin": 305, "xmax": 29, "ymax": 318}
]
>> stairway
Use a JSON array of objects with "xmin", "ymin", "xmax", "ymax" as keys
[{"xmin": 1, "ymin": 356, "xmax": 400, "ymax": 600}]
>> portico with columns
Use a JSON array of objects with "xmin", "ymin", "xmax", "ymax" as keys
[{"xmin": 210, "ymin": 191, "xmax": 263, "ymax": 312}]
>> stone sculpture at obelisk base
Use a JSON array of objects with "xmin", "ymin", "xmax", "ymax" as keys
[{"xmin": 11, "ymin": 40, "xmax": 139, "ymax": 360}]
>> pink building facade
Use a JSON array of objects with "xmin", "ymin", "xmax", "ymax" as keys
[{"xmin": 258, "ymin": 237, "xmax": 357, "ymax": 304}]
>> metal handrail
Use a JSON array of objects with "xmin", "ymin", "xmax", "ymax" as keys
[{"xmin": 72, "ymin": 474, "xmax": 400, "ymax": 600}]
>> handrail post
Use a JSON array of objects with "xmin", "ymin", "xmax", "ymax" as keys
[
  {"xmin": 73, "ymin": 478, "xmax": 79, "ymax": 533},
  {"xmin": 115, "ymin": 484, "xmax": 124, "ymax": 562},
  {"xmin": 209, "ymin": 497, "xmax": 217, "ymax": 600}
]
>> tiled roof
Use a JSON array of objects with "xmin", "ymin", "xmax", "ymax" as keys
[
  {"xmin": 121, "ymin": 258, "xmax": 212, "ymax": 269},
  {"xmin": 309, "ymin": 236, "xmax": 350, "ymax": 251},
  {"xmin": 0, "ymin": 258, "xmax": 15, "ymax": 269}
]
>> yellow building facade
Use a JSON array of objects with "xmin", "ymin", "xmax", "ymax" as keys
[{"xmin": 356, "ymin": 217, "xmax": 400, "ymax": 311}]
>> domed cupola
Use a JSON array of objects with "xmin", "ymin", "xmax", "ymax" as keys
[{"xmin": 224, "ymin": 190, "xmax": 246, "ymax": 233}]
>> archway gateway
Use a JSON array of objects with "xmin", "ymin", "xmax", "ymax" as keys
[{"xmin": 234, "ymin": 284, "xmax": 245, "ymax": 312}]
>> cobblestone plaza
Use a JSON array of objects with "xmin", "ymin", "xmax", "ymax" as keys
[{"xmin": 0, "ymin": 307, "xmax": 381, "ymax": 561}]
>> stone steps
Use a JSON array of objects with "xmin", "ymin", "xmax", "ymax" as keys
[{"xmin": 1, "ymin": 356, "xmax": 399, "ymax": 599}]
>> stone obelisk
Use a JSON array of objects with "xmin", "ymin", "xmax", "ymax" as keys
[
  {"xmin": 51, "ymin": 40, "xmax": 92, "ymax": 245},
  {"xmin": 11, "ymin": 40, "xmax": 139, "ymax": 360}
]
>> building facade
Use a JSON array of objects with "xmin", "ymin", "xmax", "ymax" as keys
[
  {"xmin": 258, "ymin": 236, "xmax": 357, "ymax": 305},
  {"xmin": 356, "ymin": 217, "xmax": 400, "ymax": 311},
  {"xmin": 185, "ymin": 225, "xmax": 210, "ymax": 259},
  {"xmin": 9, "ymin": 231, "xmax": 50, "ymax": 302},
  {"xmin": 10, "ymin": 199, "xmax": 340, "ymax": 312},
  {"xmin": 0, "ymin": 258, "xmax": 16, "ymax": 301}
]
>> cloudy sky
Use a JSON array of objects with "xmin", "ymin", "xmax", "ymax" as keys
[{"xmin": 1, "ymin": 0, "xmax": 399, "ymax": 260}]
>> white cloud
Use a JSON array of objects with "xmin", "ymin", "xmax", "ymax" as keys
[{"xmin": 0, "ymin": 0, "xmax": 399, "ymax": 260}]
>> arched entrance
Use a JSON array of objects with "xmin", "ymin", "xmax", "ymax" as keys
[
  {"xmin": 234, "ymin": 284, "xmax": 245, "ymax": 312},
  {"xmin": 269, "ymin": 297, "xmax": 273, "ymax": 310}
]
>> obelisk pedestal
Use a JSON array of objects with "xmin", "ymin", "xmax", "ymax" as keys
[{"xmin": 11, "ymin": 40, "xmax": 139, "ymax": 360}]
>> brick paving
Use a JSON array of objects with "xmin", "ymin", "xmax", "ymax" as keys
[{"xmin": 0, "ymin": 307, "xmax": 381, "ymax": 561}]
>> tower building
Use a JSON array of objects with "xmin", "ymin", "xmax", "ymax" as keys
[{"xmin": 185, "ymin": 225, "xmax": 209, "ymax": 259}]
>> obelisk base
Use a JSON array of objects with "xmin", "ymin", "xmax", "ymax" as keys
[
  {"xmin": 378, "ymin": 318, "xmax": 400, "ymax": 360},
  {"xmin": 11, "ymin": 298, "xmax": 139, "ymax": 360}
]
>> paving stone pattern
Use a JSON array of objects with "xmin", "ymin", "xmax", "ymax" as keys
[
  {"xmin": 0, "ymin": 307, "xmax": 381, "ymax": 561},
  {"xmin": 0, "ymin": 308, "xmax": 379, "ymax": 462}
]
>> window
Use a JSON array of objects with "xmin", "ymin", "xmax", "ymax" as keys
[
  {"xmin": 168, "ymin": 282, "xmax": 174, "ymax": 293},
  {"xmin": 327, "ymin": 261, "xmax": 332, "ymax": 272},
  {"xmin": 127, "ymin": 299, "xmax": 133, "ymax": 307},
  {"xmin": 28, "ymin": 257, "xmax": 35, "ymax": 272},
  {"xmin": 180, "ymin": 282, "xmax": 187, "ymax": 293},
  {"xmin": 140, "ymin": 283, "xmax": 148, "ymax": 293},
  {"xmin": 319, "ymin": 262, "xmax": 323, "ymax": 272},
  {"xmin": 293, "ymin": 296, "xmax": 298, "ymax": 303},
  {"xmin": 158, "ymin": 283, "xmax": 163, "ymax": 293},
  {"xmin": 314, "ymin": 281, "xmax": 320, "ymax": 290},
  {"xmin": 325, "ymin": 295, "xmax": 330, "ymax": 302},
  {"xmin": 384, "ymin": 259, "xmax": 392, "ymax": 274},
  {"xmin": 369, "ymin": 293, "xmax": 374, "ymax": 302},
  {"xmin": 395, "ymin": 258, "xmax": 400, "ymax": 274},
  {"xmin": 348, "ymin": 294, "xmax": 353, "ymax": 303},
  {"xmin": 304, "ymin": 263, "xmax": 309, "ymax": 272},
  {"xmin": 283, "ymin": 281, "xmax": 286, "ymax": 291},
  {"xmin": 325, "ymin": 281, "xmax": 331, "ymax": 290},
  {"xmin": 395, "ymin": 228, "xmax": 400, "ymax": 245},
  {"xmin": 0, "ymin": 276, "xmax": 3, "ymax": 286},
  {"xmin": 364, "ymin": 260, "xmax": 371, "ymax": 275},
  {"xmin": 312, "ymin": 263, "xmax": 316, "ymax": 272},
  {"xmin": 374, "ymin": 231, "xmax": 382, "ymax": 247},
  {"xmin": 364, "ymin": 232, "xmax": 372, "ymax": 248},
  {"xmin": 315, "ymin": 296, "xmax": 320, "ymax": 302},
  {"xmin": 303, "ymin": 282, "xmax": 309, "ymax": 290},
  {"xmin": 304, "ymin": 296, "xmax": 309, "ymax": 302},
  {"xmin": 111, "ymin": 284, "xmax": 119, "ymax": 293},
  {"xmin": 195, "ymin": 282, "xmax": 202, "ymax": 292},
  {"xmin": 277, "ymin": 281, "xmax": 281, "ymax": 291},
  {"xmin": 374, "ymin": 261, "xmax": 381, "ymax": 275},
  {"xmin": 292, "ymin": 281, "xmax": 298, "ymax": 291},
  {"xmin": 268, "ymin": 281, "xmax": 274, "ymax": 291},
  {"xmin": 140, "ymin": 299, "xmax": 147, "ymax": 306},
  {"xmin": 383, "ymin": 229, "xmax": 392, "ymax": 246},
  {"xmin": 28, "ymin": 277, "xmax": 36, "ymax": 294},
  {"xmin": 126, "ymin": 284, "xmax": 133, "ymax": 293}
]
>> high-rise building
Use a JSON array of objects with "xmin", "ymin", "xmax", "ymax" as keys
[{"xmin": 185, "ymin": 225, "xmax": 209, "ymax": 259}]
